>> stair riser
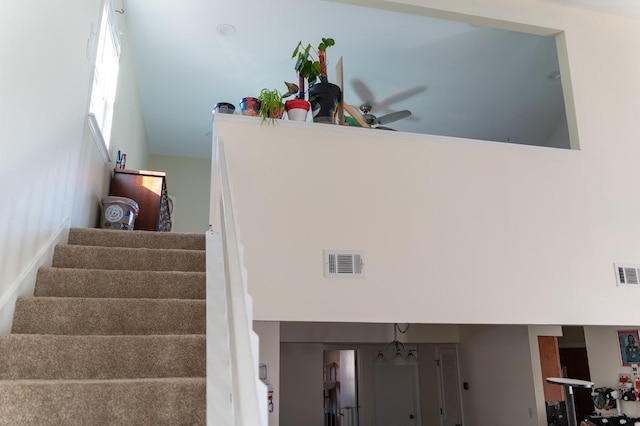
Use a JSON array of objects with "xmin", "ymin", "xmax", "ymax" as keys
[
  {"xmin": 52, "ymin": 245, "xmax": 205, "ymax": 272},
  {"xmin": 0, "ymin": 335, "xmax": 205, "ymax": 380},
  {"xmin": 0, "ymin": 378, "xmax": 206, "ymax": 426},
  {"xmin": 68, "ymin": 228, "xmax": 205, "ymax": 250},
  {"xmin": 12, "ymin": 298, "xmax": 206, "ymax": 335},
  {"xmin": 35, "ymin": 268, "xmax": 205, "ymax": 299}
]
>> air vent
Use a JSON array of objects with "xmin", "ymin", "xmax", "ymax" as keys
[
  {"xmin": 615, "ymin": 263, "xmax": 640, "ymax": 287},
  {"xmin": 324, "ymin": 250, "xmax": 364, "ymax": 278}
]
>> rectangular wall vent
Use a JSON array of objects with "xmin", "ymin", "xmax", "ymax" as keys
[
  {"xmin": 324, "ymin": 250, "xmax": 364, "ymax": 278},
  {"xmin": 615, "ymin": 263, "xmax": 640, "ymax": 287}
]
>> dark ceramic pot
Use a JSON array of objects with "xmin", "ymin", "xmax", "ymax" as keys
[{"xmin": 308, "ymin": 82, "xmax": 341, "ymax": 124}]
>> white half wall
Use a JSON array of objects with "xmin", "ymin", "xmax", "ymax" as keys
[{"xmin": 214, "ymin": 107, "xmax": 639, "ymax": 326}]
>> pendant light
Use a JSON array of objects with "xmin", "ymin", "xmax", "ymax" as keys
[{"xmin": 375, "ymin": 323, "xmax": 419, "ymax": 365}]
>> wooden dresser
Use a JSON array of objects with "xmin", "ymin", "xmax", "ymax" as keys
[{"xmin": 109, "ymin": 168, "xmax": 171, "ymax": 231}]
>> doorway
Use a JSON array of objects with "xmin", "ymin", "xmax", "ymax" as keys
[
  {"xmin": 324, "ymin": 350, "xmax": 359, "ymax": 426},
  {"xmin": 559, "ymin": 347, "xmax": 592, "ymax": 421}
]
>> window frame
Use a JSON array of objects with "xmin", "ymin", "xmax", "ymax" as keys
[{"xmin": 88, "ymin": 0, "xmax": 121, "ymax": 163}]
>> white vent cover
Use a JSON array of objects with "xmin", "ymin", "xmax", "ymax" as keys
[
  {"xmin": 324, "ymin": 250, "xmax": 364, "ymax": 278},
  {"xmin": 615, "ymin": 263, "xmax": 640, "ymax": 287}
]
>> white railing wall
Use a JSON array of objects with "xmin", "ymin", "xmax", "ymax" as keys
[{"xmin": 206, "ymin": 135, "xmax": 267, "ymax": 426}]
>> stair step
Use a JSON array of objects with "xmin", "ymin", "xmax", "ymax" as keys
[
  {"xmin": 68, "ymin": 227, "xmax": 205, "ymax": 250},
  {"xmin": 0, "ymin": 377, "xmax": 205, "ymax": 425},
  {"xmin": 52, "ymin": 245, "xmax": 205, "ymax": 272},
  {"xmin": 35, "ymin": 268, "xmax": 205, "ymax": 299},
  {"xmin": 0, "ymin": 334, "xmax": 204, "ymax": 380},
  {"xmin": 11, "ymin": 297, "xmax": 206, "ymax": 335}
]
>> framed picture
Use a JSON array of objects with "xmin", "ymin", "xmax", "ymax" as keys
[{"xmin": 617, "ymin": 330, "xmax": 640, "ymax": 366}]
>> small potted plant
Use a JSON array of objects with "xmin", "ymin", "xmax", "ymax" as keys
[
  {"xmin": 291, "ymin": 37, "xmax": 341, "ymax": 124},
  {"xmin": 257, "ymin": 88, "xmax": 284, "ymax": 125},
  {"xmin": 281, "ymin": 81, "xmax": 310, "ymax": 121}
]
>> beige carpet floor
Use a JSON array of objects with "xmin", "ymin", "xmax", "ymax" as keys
[{"xmin": 0, "ymin": 228, "xmax": 207, "ymax": 425}]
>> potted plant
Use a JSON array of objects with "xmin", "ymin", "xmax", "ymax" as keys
[
  {"xmin": 281, "ymin": 81, "xmax": 310, "ymax": 121},
  {"xmin": 257, "ymin": 88, "xmax": 284, "ymax": 125},
  {"xmin": 291, "ymin": 37, "xmax": 341, "ymax": 124}
]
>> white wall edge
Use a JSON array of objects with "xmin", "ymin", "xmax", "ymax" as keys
[{"xmin": 0, "ymin": 218, "xmax": 71, "ymax": 334}]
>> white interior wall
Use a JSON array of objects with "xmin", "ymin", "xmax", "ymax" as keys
[
  {"xmin": 215, "ymin": 111, "xmax": 640, "ymax": 325},
  {"xmin": 254, "ymin": 321, "xmax": 281, "ymax": 426},
  {"xmin": 280, "ymin": 322, "xmax": 460, "ymax": 343},
  {"xmin": 148, "ymin": 154, "xmax": 211, "ymax": 233},
  {"xmin": 280, "ymin": 343, "xmax": 324, "ymax": 426},
  {"xmin": 109, "ymin": 0, "xmax": 150, "ymax": 172},
  {"xmin": 458, "ymin": 325, "xmax": 539, "ymax": 426},
  {"xmin": 0, "ymin": 0, "xmax": 148, "ymax": 332},
  {"xmin": 206, "ymin": 0, "xmax": 640, "ymax": 328}
]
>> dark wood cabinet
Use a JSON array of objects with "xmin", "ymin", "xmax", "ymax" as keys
[{"xmin": 109, "ymin": 169, "xmax": 171, "ymax": 231}]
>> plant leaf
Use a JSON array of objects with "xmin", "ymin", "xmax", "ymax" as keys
[{"xmin": 291, "ymin": 41, "xmax": 302, "ymax": 58}]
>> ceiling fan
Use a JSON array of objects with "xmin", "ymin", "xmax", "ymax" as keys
[
  {"xmin": 350, "ymin": 78, "xmax": 427, "ymax": 116},
  {"xmin": 356, "ymin": 104, "xmax": 411, "ymax": 131},
  {"xmin": 346, "ymin": 78, "xmax": 427, "ymax": 130}
]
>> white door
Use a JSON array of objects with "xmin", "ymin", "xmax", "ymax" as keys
[
  {"xmin": 436, "ymin": 346, "xmax": 464, "ymax": 426},
  {"xmin": 373, "ymin": 363, "xmax": 420, "ymax": 426}
]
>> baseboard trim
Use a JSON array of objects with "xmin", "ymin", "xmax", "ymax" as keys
[{"xmin": 0, "ymin": 218, "xmax": 71, "ymax": 334}]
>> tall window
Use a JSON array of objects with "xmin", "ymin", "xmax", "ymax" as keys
[{"xmin": 88, "ymin": 0, "xmax": 121, "ymax": 151}]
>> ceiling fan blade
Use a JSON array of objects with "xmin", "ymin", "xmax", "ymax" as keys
[
  {"xmin": 376, "ymin": 110, "xmax": 411, "ymax": 125},
  {"xmin": 350, "ymin": 78, "xmax": 375, "ymax": 105},
  {"xmin": 378, "ymin": 85, "xmax": 427, "ymax": 109}
]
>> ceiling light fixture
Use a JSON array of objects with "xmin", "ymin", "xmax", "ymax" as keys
[
  {"xmin": 375, "ymin": 323, "xmax": 419, "ymax": 365},
  {"xmin": 216, "ymin": 24, "xmax": 236, "ymax": 37}
]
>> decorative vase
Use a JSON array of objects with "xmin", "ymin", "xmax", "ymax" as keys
[
  {"xmin": 285, "ymin": 99, "xmax": 311, "ymax": 121},
  {"xmin": 240, "ymin": 97, "xmax": 261, "ymax": 116},
  {"xmin": 308, "ymin": 82, "xmax": 341, "ymax": 124}
]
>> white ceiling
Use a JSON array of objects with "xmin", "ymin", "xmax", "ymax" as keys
[{"xmin": 121, "ymin": 0, "xmax": 636, "ymax": 159}]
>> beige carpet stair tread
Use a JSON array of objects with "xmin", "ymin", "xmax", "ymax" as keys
[
  {"xmin": 2, "ymin": 228, "xmax": 209, "ymax": 423},
  {"xmin": 35, "ymin": 268, "xmax": 205, "ymax": 299},
  {"xmin": 68, "ymin": 227, "xmax": 205, "ymax": 250},
  {"xmin": 0, "ymin": 377, "xmax": 205, "ymax": 426},
  {"xmin": 52, "ymin": 245, "xmax": 205, "ymax": 272},
  {"xmin": 0, "ymin": 334, "xmax": 205, "ymax": 380},
  {"xmin": 12, "ymin": 297, "xmax": 206, "ymax": 335}
]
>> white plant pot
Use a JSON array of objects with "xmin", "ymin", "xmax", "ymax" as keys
[
  {"xmin": 287, "ymin": 108, "xmax": 309, "ymax": 121},
  {"xmin": 285, "ymin": 99, "xmax": 311, "ymax": 122}
]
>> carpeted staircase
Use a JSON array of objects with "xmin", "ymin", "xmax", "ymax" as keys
[{"xmin": 0, "ymin": 228, "xmax": 207, "ymax": 425}]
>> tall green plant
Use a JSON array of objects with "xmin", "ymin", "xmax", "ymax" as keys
[{"xmin": 291, "ymin": 37, "xmax": 335, "ymax": 98}]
